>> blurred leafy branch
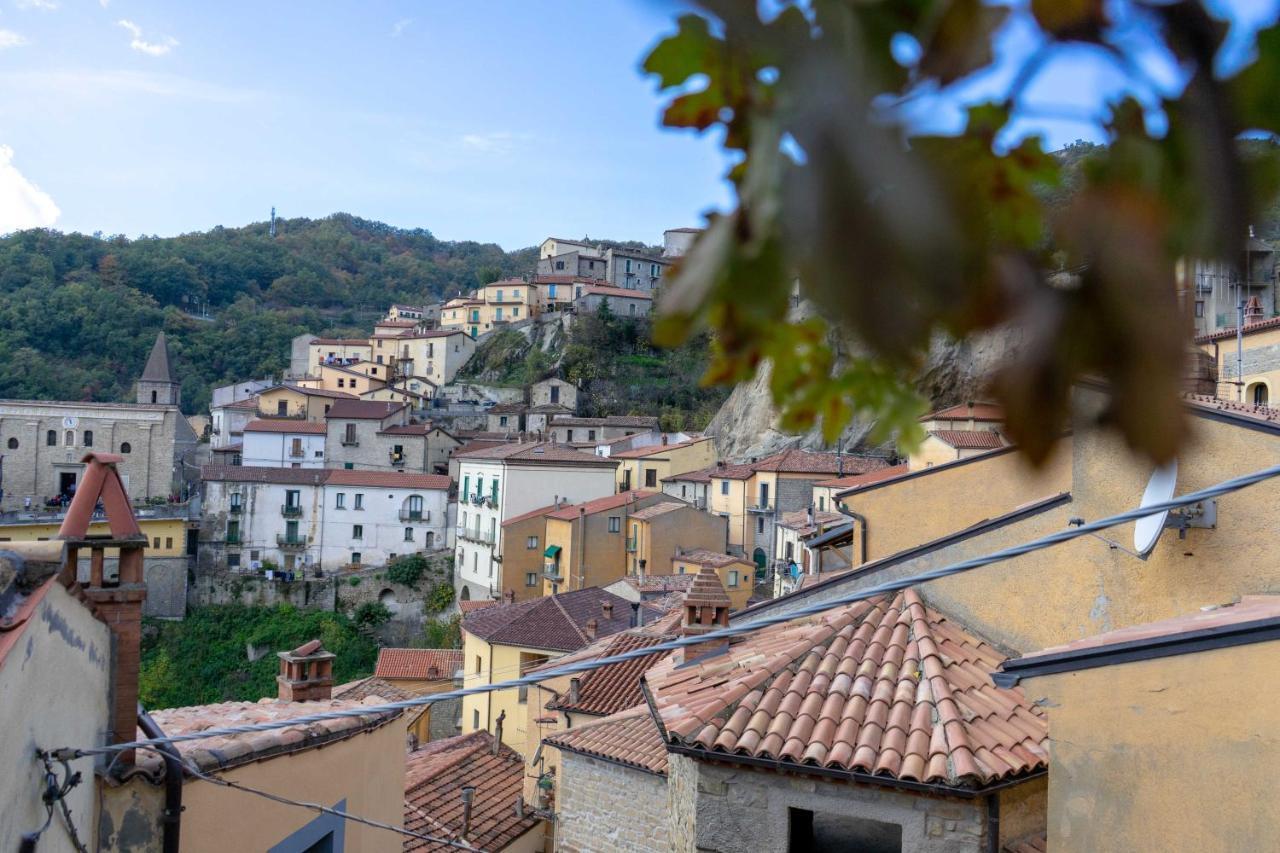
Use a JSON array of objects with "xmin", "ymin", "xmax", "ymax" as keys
[{"xmin": 645, "ymin": 0, "xmax": 1280, "ymax": 463}]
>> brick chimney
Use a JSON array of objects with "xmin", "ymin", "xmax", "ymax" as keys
[
  {"xmin": 1245, "ymin": 295, "xmax": 1264, "ymax": 325},
  {"xmin": 57, "ymin": 453, "xmax": 148, "ymax": 765},
  {"xmin": 277, "ymin": 638, "xmax": 336, "ymax": 702},
  {"xmin": 602, "ymin": 600, "xmax": 613, "ymax": 620},
  {"xmin": 585, "ymin": 618, "xmax": 598, "ymax": 641},
  {"xmin": 504, "ymin": 588, "xmax": 515, "ymax": 604},
  {"xmin": 677, "ymin": 568, "xmax": 732, "ymax": 664}
]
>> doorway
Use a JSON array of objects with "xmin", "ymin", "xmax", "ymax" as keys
[{"xmin": 59, "ymin": 472, "xmax": 77, "ymax": 499}]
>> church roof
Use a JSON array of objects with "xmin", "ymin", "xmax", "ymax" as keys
[{"xmin": 140, "ymin": 332, "xmax": 176, "ymax": 384}]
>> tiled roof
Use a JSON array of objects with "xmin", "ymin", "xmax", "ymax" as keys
[
  {"xmin": 487, "ymin": 403, "xmax": 527, "ymax": 414},
  {"xmin": 546, "ymin": 490, "xmax": 658, "ymax": 521},
  {"xmin": 544, "ymin": 705, "xmax": 669, "ymax": 776},
  {"xmin": 623, "ymin": 573, "xmax": 696, "ymax": 593},
  {"xmin": 605, "ymin": 415, "xmax": 660, "ymax": 427},
  {"xmin": 674, "ymin": 549, "xmax": 748, "ymax": 570},
  {"xmin": 221, "ymin": 397, "xmax": 260, "ymax": 410},
  {"xmin": 326, "ymin": 399, "xmax": 406, "ymax": 420},
  {"xmin": 211, "ymin": 443, "xmax": 243, "ymax": 453},
  {"xmin": 463, "ymin": 588, "xmax": 635, "ymax": 652},
  {"xmin": 577, "ymin": 285, "xmax": 655, "ymax": 301},
  {"xmin": 708, "ymin": 461, "xmax": 758, "ymax": 480},
  {"xmin": 397, "ymin": 329, "xmax": 467, "ymax": 339},
  {"xmin": 378, "ymin": 423, "xmax": 434, "ymax": 436},
  {"xmin": 626, "ymin": 501, "xmax": 683, "ymax": 521},
  {"xmin": 325, "ymin": 470, "xmax": 450, "ymax": 490},
  {"xmin": 814, "ymin": 463, "xmax": 910, "ymax": 490},
  {"xmin": 547, "ymin": 632, "xmax": 673, "ymax": 716},
  {"xmin": 375, "ymin": 648, "xmax": 463, "ymax": 681},
  {"xmin": 1183, "ymin": 393, "xmax": 1280, "ymax": 425},
  {"xmin": 271, "ymin": 383, "xmax": 359, "ymax": 400},
  {"xmin": 644, "ymin": 589, "xmax": 1047, "ymax": 789},
  {"xmin": 138, "ymin": 696, "xmax": 398, "ymax": 776},
  {"xmin": 611, "ymin": 437, "xmax": 707, "ymax": 459},
  {"xmin": 920, "ymin": 403, "xmax": 1004, "ymax": 422},
  {"xmin": 664, "ymin": 467, "xmax": 713, "ymax": 483},
  {"xmin": 333, "ymin": 676, "xmax": 415, "ymax": 703},
  {"xmin": 376, "ymin": 319, "xmax": 418, "ymax": 327},
  {"xmin": 750, "ymin": 449, "xmax": 891, "ymax": 476},
  {"xmin": 243, "ymin": 419, "xmax": 327, "ymax": 434},
  {"xmin": 404, "ymin": 731, "xmax": 539, "ymax": 852},
  {"xmin": 1194, "ymin": 313, "xmax": 1280, "ymax": 343},
  {"xmin": 201, "ymin": 465, "xmax": 328, "ymax": 485},
  {"xmin": 777, "ymin": 509, "xmax": 847, "ymax": 536},
  {"xmin": 311, "ymin": 338, "xmax": 371, "ymax": 346},
  {"xmin": 457, "ymin": 599, "xmax": 497, "ymax": 615},
  {"xmin": 500, "ymin": 501, "xmax": 563, "ymax": 527},
  {"xmin": 929, "ymin": 430, "xmax": 1006, "ymax": 449},
  {"xmin": 528, "ymin": 403, "xmax": 574, "ymax": 414},
  {"xmin": 684, "ymin": 567, "xmax": 732, "ymax": 608},
  {"xmin": 458, "ymin": 441, "xmax": 617, "ymax": 466}
]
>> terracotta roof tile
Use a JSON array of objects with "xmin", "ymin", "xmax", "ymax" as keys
[
  {"xmin": 751, "ymin": 449, "xmax": 890, "ymax": 476},
  {"xmin": 683, "ymin": 567, "xmax": 733, "ymax": 609},
  {"xmin": 404, "ymin": 732, "xmax": 539, "ymax": 851},
  {"xmin": 375, "ymin": 648, "xmax": 463, "ymax": 681},
  {"xmin": 1194, "ymin": 313, "xmax": 1280, "ymax": 343},
  {"xmin": 311, "ymin": 338, "xmax": 371, "ymax": 346},
  {"xmin": 776, "ymin": 509, "xmax": 847, "ymax": 536},
  {"xmin": 610, "ymin": 437, "xmax": 708, "ymax": 459},
  {"xmin": 814, "ymin": 463, "xmax": 911, "ymax": 490},
  {"xmin": 332, "ymin": 676, "xmax": 415, "ymax": 702},
  {"xmin": 544, "ymin": 705, "xmax": 669, "ymax": 775},
  {"xmin": 200, "ymin": 465, "xmax": 329, "ymax": 485},
  {"xmin": 243, "ymin": 419, "xmax": 328, "ymax": 435},
  {"xmin": 458, "ymin": 599, "xmax": 497, "ymax": 615},
  {"xmin": 929, "ymin": 430, "xmax": 1006, "ymax": 449},
  {"xmin": 577, "ymin": 285, "xmax": 654, "ymax": 300},
  {"xmin": 546, "ymin": 632, "xmax": 674, "ymax": 716},
  {"xmin": 272, "ymin": 383, "xmax": 359, "ymax": 400},
  {"xmin": 462, "ymin": 588, "xmax": 634, "ymax": 652},
  {"xmin": 546, "ymin": 490, "xmax": 659, "ymax": 521},
  {"xmin": 500, "ymin": 502, "xmax": 563, "ymax": 527},
  {"xmin": 625, "ymin": 502, "xmax": 684, "ymax": 520},
  {"xmin": 644, "ymin": 589, "xmax": 1047, "ymax": 789},
  {"xmin": 920, "ymin": 402, "xmax": 1004, "ymax": 422},
  {"xmin": 1183, "ymin": 393, "xmax": 1280, "ymax": 425},
  {"xmin": 673, "ymin": 550, "xmax": 747, "ymax": 569}
]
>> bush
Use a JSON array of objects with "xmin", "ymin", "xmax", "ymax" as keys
[
  {"xmin": 422, "ymin": 614, "xmax": 462, "ymax": 649},
  {"xmin": 352, "ymin": 602, "xmax": 392, "ymax": 634},
  {"xmin": 348, "ymin": 576, "xmax": 361, "ymax": 586},
  {"xmin": 386, "ymin": 554, "xmax": 428, "ymax": 588},
  {"xmin": 424, "ymin": 581, "xmax": 454, "ymax": 615}
]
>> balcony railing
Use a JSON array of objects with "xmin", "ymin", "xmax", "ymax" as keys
[
  {"xmin": 341, "ymin": 438, "xmax": 360, "ymax": 447},
  {"xmin": 625, "ymin": 536, "xmax": 637, "ymax": 553},
  {"xmin": 400, "ymin": 509, "xmax": 429, "ymax": 523},
  {"xmin": 543, "ymin": 562, "xmax": 563, "ymax": 581},
  {"xmin": 276, "ymin": 534, "xmax": 307, "ymax": 550},
  {"xmin": 455, "ymin": 526, "xmax": 495, "ymax": 545},
  {"xmin": 288, "ymin": 448, "xmax": 306, "ymax": 458},
  {"xmin": 225, "ymin": 532, "xmax": 241, "ymax": 545},
  {"xmin": 281, "ymin": 504, "xmax": 302, "ymax": 518},
  {"xmin": 746, "ymin": 502, "xmax": 775, "ymax": 513},
  {"xmin": 229, "ymin": 504, "xmax": 243, "ymax": 514},
  {"xmin": 389, "ymin": 452, "xmax": 406, "ymax": 467}
]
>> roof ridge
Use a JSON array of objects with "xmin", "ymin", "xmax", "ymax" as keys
[{"xmin": 550, "ymin": 594, "xmax": 590, "ymax": 644}]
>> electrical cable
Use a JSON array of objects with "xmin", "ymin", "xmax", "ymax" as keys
[{"xmin": 55, "ymin": 461, "xmax": 1280, "ymax": 760}]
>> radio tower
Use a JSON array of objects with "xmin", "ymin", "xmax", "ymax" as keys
[{"xmin": 269, "ymin": 206, "xmax": 277, "ymax": 238}]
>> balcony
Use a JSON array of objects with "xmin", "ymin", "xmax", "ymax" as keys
[
  {"xmin": 625, "ymin": 536, "xmax": 637, "ymax": 553},
  {"xmin": 746, "ymin": 502, "xmax": 775, "ymax": 513},
  {"xmin": 225, "ymin": 532, "xmax": 242, "ymax": 545},
  {"xmin": 276, "ymin": 534, "xmax": 308, "ymax": 550},
  {"xmin": 455, "ymin": 526, "xmax": 495, "ymax": 545},
  {"xmin": 229, "ymin": 504, "xmax": 243, "ymax": 515},
  {"xmin": 288, "ymin": 447, "xmax": 306, "ymax": 459},
  {"xmin": 399, "ymin": 509, "xmax": 429, "ymax": 523},
  {"xmin": 543, "ymin": 562, "xmax": 563, "ymax": 581},
  {"xmin": 258, "ymin": 410, "xmax": 306, "ymax": 420},
  {"xmin": 340, "ymin": 438, "xmax": 360, "ymax": 448},
  {"xmin": 281, "ymin": 504, "xmax": 302, "ymax": 518}
]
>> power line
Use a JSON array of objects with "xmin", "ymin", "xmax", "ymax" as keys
[{"xmin": 56, "ymin": 461, "xmax": 1280, "ymax": 759}]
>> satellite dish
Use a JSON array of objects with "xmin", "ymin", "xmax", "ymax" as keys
[{"xmin": 1134, "ymin": 460, "xmax": 1178, "ymax": 556}]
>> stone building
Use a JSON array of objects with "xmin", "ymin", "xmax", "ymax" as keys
[
  {"xmin": 0, "ymin": 332, "xmax": 197, "ymax": 511},
  {"xmin": 530, "ymin": 377, "xmax": 577, "ymax": 411}
]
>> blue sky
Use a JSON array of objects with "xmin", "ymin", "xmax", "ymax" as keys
[{"xmin": 0, "ymin": 0, "xmax": 1276, "ymax": 248}]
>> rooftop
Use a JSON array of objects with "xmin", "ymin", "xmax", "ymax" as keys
[
  {"xmin": 674, "ymin": 549, "xmax": 749, "ymax": 569},
  {"xmin": 627, "ymin": 501, "xmax": 685, "ymax": 521},
  {"xmin": 463, "ymin": 587, "xmax": 634, "ymax": 652},
  {"xmin": 375, "ymin": 648, "xmax": 463, "ymax": 681},
  {"xmin": 1183, "ymin": 393, "xmax": 1280, "ymax": 426},
  {"xmin": 201, "ymin": 464, "xmax": 329, "ymax": 486},
  {"xmin": 644, "ymin": 589, "xmax": 1047, "ymax": 790},
  {"xmin": 501, "ymin": 501, "xmax": 564, "ymax": 528},
  {"xmin": 458, "ymin": 441, "xmax": 617, "ymax": 467},
  {"xmin": 325, "ymin": 470, "xmax": 451, "ymax": 490},
  {"xmin": 776, "ymin": 509, "xmax": 847, "ymax": 535},
  {"xmin": 404, "ymin": 731, "xmax": 539, "ymax": 852},
  {"xmin": 332, "ymin": 676, "xmax": 415, "ymax": 703},
  {"xmin": 268, "ymin": 383, "xmax": 359, "ymax": 400},
  {"xmin": 920, "ymin": 402, "xmax": 1004, "ymax": 422},
  {"xmin": 546, "ymin": 490, "xmax": 659, "ymax": 521},
  {"xmin": 326, "ymin": 399, "xmax": 406, "ymax": 420},
  {"xmin": 928, "ymin": 429, "xmax": 1007, "ymax": 450},
  {"xmin": 611, "ymin": 437, "xmax": 708, "ymax": 459},
  {"xmin": 546, "ymin": 631, "xmax": 673, "ymax": 717},
  {"xmin": 1194, "ymin": 313, "xmax": 1280, "ymax": 343},
  {"xmin": 578, "ymin": 284, "xmax": 655, "ymax": 300},
  {"xmin": 140, "ymin": 331, "xmax": 175, "ymax": 384},
  {"xmin": 311, "ymin": 338, "xmax": 371, "ymax": 346},
  {"xmin": 543, "ymin": 704, "xmax": 669, "ymax": 776},
  {"xmin": 243, "ymin": 419, "xmax": 327, "ymax": 435},
  {"xmin": 814, "ymin": 463, "xmax": 910, "ymax": 490}
]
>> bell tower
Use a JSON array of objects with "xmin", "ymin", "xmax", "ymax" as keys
[{"xmin": 136, "ymin": 331, "xmax": 180, "ymax": 407}]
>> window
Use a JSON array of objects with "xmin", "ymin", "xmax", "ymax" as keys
[
  {"xmin": 644, "ymin": 469, "xmax": 657, "ymax": 488},
  {"xmin": 625, "ymin": 258, "xmax": 633, "ymax": 273},
  {"xmin": 650, "ymin": 263, "xmax": 660, "ymax": 277},
  {"xmin": 550, "ymin": 385, "xmax": 559, "ymax": 403},
  {"xmin": 344, "ymin": 423, "xmax": 357, "ymax": 445},
  {"xmin": 153, "ymin": 537, "xmax": 160, "ymax": 549},
  {"xmin": 404, "ymin": 527, "xmax": 414, "ymax": 541},
  {"xmin": 499, "ymin": 416, "xmax": 508, "ymax": 427},
  {"xmin": 250, "ymin": 550, "xmax": 260, "ymax": 561},
  {"xmin": 818, "ymin": 496, "xmax": 826, "ymax": 511},
  {"xmin": 285, "ymin": 489, "xmax": 300, "ymax": 508},
  {"xmin": 1254, "ymin": 384, "xmax": 1270, "ymax": 407},
  {"xmin": 512, "ymin": 306, "xmax": 520, "ymax": 317},
  {"xmin": 566, "ymin": 429, "xmax": 574, "ymax": 442},
  {"xmin": 555, "ymin": 260, "xmax": 565, "ymax": 270},
  {"xmin": 473, "ymin": 709, "xmax": 480, "ymax": 729},
  {"xmin": 757, "ymin": 517, "xmax": 765, "ymax": 534},
  {"xmin": 549, "ymin": 283, "xmax": 557, "ymax": 298},
  {"xmin": 785, "ymin": 541, "xmax": 794, "ymax": 560},
  {"xmin": 151, "ymin": 390, "xmax": 157, "ymax": 404},
  {"xmin": 165, "ymin": 537, "xmax": 173, "ymax": 549},
  {"xmin": 120, "ymin": 441, "xmax": 131, "ymax": 454},
  {"xmin": 230, "ymin": 493, "xmax": 242, "ymax": 511},
  {"xmin": 526, "ymin": 536, "xmax": 538, "ymax": 549},
  {"xmin": 462, "ymin": 475, "xmax": 470, "ymax": 497},
  {"xmin": 352, "ymin": 525, "xmax": 363, "ymax": 539},
  {"xmin": 720, "ymin": 480, "xmax": 729, "ymax": 495},
  {"xmin": 337, "ymin": 378, "xmax": 345, "ymax": 388},
  {"xmin": 475, "ymin": 656, "xmax": 482, "ymax": 674},
  {"xmin": 46, "ymin": 430, "xmax": 56, "ymax": 446},
  {"xmin": 351, "ymin": 552, "xmax": 362, "ymax": 564},
  {"xmin": 728, "ymin": 570, "xmax": 739, "ymax": 587},
  {"xmin": 7, "ymin": 437, "xmax": 17, "ymax": 450},
  {"xmin": 491, "ymin": 479, "xmax": 499, "ymax": 504},
  {"xmin": 526, "ymin": 572, "xmax": 538, "ymax": 587},
  {"xmin": 354, "ymin": 493, "xmax": 364, "ymax": 510},
  {"xmin": 608, "ymin": 516, "xmax": 621, "ymax": 533},
  {"xmin": 227, "ymin": 553, "xmax": 241, "ymax": 568},
  {"xmin": 64, "ymin": 430, "xmax": 74, "ymax": 447},
  {"xmin": 227, "ymin": 519, "xmax": 240, "ymax": 539},
  {"xmin": 1194, "ymin": 300, "xmax": 1205, "ymax": 318}
]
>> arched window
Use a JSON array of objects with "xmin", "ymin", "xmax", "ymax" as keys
[
  {"xmin": 63, "ymin": 430, "xmax": 74, "ymax": 447},
  {"xmin": 46, "ymin": 430, "xmax": 56, "ymax": 446},
  {"xmin": 150, "ymin": 390, "xmax": 157, "ymax": 404},
  {"xmin": 405, "ymin": 494, "xmax": 424, "ymax": 521},
  {"xmin": 83, "ymin": 430, "xmax": 93, "ymax": 448},
  {"xmin": 6, "ymin": 437, "xmax": 17, "ymax": 449},
  {"xmin": 120, "ymin": 442, "xmax": 132, "ymax": 454},
  {"xmin": 1253, "ymin": 383, "xmax": 1269, "ymax": 408}
]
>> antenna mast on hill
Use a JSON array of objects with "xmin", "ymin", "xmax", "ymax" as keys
[{"xmin": 270, "ymin": 206, "xmax": 277, "ymax": 238}]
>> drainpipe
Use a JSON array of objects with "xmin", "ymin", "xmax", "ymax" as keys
[
  {"xmin": 577, "ymin": 506, "xmax": 587, "ymax": 591},
  {"xmin": 836, "ymin": 504, "xmax": 868, "ymax": 565},
  {"xmin": 138, "ymin": 706, "xmax": 183, "ymax": 853},
  {"xmin": 985, "ymin": 792, "xmax": 1000, "ymax": 853}
]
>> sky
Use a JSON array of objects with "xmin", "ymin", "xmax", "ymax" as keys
[{"xmin": 0, "ymin": 0, "xmax": 1276, "ymax": 248}]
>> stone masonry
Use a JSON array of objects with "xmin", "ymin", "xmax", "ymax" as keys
[{"xmin": 557, "ymin": 752, "xmax": 668, "ymax": 853}]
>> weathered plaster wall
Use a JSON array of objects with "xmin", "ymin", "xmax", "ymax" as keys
[{"xmin": 556, "ymin": 753, "xmax": 668, "ymax": 852}]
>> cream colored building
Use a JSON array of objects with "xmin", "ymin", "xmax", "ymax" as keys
[
  {"xmin": 1197, "ymin": 315, "xmax": 1280, "ymax": 407},
  {"xmin": 389, "ymin": 329, "xmax": 477, "ymax": 385},
  {"xmin": 307, "ymin": 338, "xmax": 373, "ymax": 375}
]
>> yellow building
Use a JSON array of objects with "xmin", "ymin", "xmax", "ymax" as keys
[
  {"xmin": 440, "ymin": 296, "xmax": 485, "ymax": 336},
  {"xmin": 611, "ymin": 436, "xmax": 717, "ymax": 492},
  {"xmin": 811, "ymin": 463, "xmax": 909, "ymax": 513},
  {"xmin": 307, "ymin": 337, "xmax": 373, "ymax": 375},
  {"xmin": 498, "ymin": 502, "xmax": 562, "ymax": 602},
  {"xmin": 460, "ymin": 587, "xmax": 635, "ymax": 755},
  {"xmin": 388, "ymin": 329, "xmax": 477, "ymax": 385},
  {"xmin": 540, "ymin": 491, "xmax": 670, "ymax": 595},
  {"xmin": 311, "ymin": 361, "xmax": 389, "ymax": 395},
  {"xmin": 256, "ymin": 383, "xmax": 355, "ymax": 421},
  {"xmin": 669, "ymin": 549, "xmax": 754, "ymax": 610},
  {"xmin": 0, "ymin": 513, "xmax": 189, "ymax": 557},
  {"xmin": 625, "ymin": 500, "xmax": 727, "ymax": 579},
  {"xmin": 1196, "ymin": 315, "xmax": 1280, "ymax": 407}
]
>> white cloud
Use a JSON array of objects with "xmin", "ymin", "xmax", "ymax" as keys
[
  {"xmin": 0, "ymin": 145, "xmax": 60, "ymax": 234},
  {"xmin": 117, "ymin": 19, "xmax": 177, "ymax": 56},
  {"xmin": 99, "ymin": 0, "xmax": 110, "ymax": 6},
  {"xmin": 460, "ymin": 131, "xmax": 529, "ymax": 154},
  {"xmin": 0, "ymin": 29, "xmax": 28, "ymax": 49},
  {"xmin": 15, "ymin": 0, "xmax": 58, "ymax": 10},
  {"xmin": 391, "ymin": 18, "xmax": 411, "ymax": 37}
]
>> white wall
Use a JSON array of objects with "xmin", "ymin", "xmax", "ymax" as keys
[
  {"xmin": 320, "ymin": 483, "xmax": 448, "ymax": 569},
  {"xmin": 242, "ymin": 431, "xmax": 326, "ymax": 468},
  {"xmin": 206, "ymin": 479, "xmax": 325, "ymax": 572}
]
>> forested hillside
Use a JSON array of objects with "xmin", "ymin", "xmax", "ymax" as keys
[{"xmin": 0, "ymin": 214, "xmax": 538, "ymax": 412}]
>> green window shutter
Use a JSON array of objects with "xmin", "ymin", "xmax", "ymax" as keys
[{"xmin": 463, "ymin": 475, "xmax": 469, "ymax": 497}]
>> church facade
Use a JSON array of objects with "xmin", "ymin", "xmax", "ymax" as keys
[{"xmin": 0, "ymin": 333, "xmax": 198, "ymax": 511}]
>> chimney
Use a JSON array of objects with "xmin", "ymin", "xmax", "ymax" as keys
[
  {"xmin": 568, "ymin": 677, "xmax": 581, "ymax": 705},
  {"xmin": 493, "ymin": 710, "xmax": 506, "ymax": 752},
  {"xmin": 460, "ymin": 785, "xmax": 476, "ymax": 841},
  {"xmin": 837, "ymin": 445, "xmax": 844, "ymax": 476},
  {"xmin": 807, "ymin": 504, "xmax": 815, "ymax": 527},
  {"xmin": 57, "ymin": 453, "xmax": 148, "ymax": 764},
  {"xmin": 677, "ymin": 568, "xmax": 732, "ymax": 665},
  {"xmin": 277, "ymin": 639, "xmax": 336, "ymax": 702},
  {"xmin": 504, "ymin": 588, "xmax": 515, "ymax": 604},
  {"xmin": 1245, "ymin": 295, "xmax": 1264, "ymax": 325},
  {"xmin": 602, "ymin": 600, "xmax": 614, "ymax": 620},
  {"xmin": 629, "ymin": 601, "xmax": 640, "ymax": 628},
  {"xmin": 585, "ymin": 618, "xmax": 598, "ymax": 641}
]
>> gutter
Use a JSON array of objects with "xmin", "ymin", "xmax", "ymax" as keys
[
  {"xmin": 137, "ymin": 706, "xmax": 183, "ymax": 853},
  {"xmin": 835, "ymin": 505, "xmax": 868, "ymax": 565}
]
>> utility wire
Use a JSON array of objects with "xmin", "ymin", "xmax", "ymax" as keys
[{"xmin": 57, "ymin": 461, "xmax": 1280, "ymax": 759}]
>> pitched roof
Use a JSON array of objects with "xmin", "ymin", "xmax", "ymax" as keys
[
  {"xmin": 201, "ymin": 465, "xmax": 329, "ymax": 485},
  {"xmin": 1183, "ymin": 393, "xmax": 1280, "ymax": 425},
  {"xmin": 140, "ymin": 331, "xmax": 175, "ymax": 383},
  {"xmin": 644, "ymin": 589, "xmax": 1048, "ymax": 789},
  {"xmin": 578, "ymin": 285, "xmax": 654, "ymax": 300},
  {"xmin": 501, "ymin": 501, "xmax": 563, "ymax": 527},
  {"xmin": 776, "ymin": 509, "xmax": 848, "ymax": 536},
  {"xmin": 528, "ymin": 403, "xmax": 574, "ymax": 414},
  {"xmin": 928, "ymin": 430, "xmax": 1006, "ymax": 450},
  {"xmin": 814, "ymin": 463, "xmax": 910, "ymax": 490},
  {"xmin": 664, "ymin": 466, "xmax": 713, "ymax": 483},
  {"xmin": 458, "ymin": 599, "xmax": 497, "ymax": 615},
  {"xmin": 397, "ymin": 329, "xmax": 467, "ymax": 339},
  {"xmin": 458, "ymin": 441, "xmax": 617, "ymax": 466},
  {"xmin": 622, "ymin": 573, "xmax": 697, "ymax": 593},
  {"xmin": 750, "ymin": 449, "xmax": 890, "ymax": 476},
  {"xmin": 375, "ymin": 648, "xmax": 463, "ymax": 681},
  {"xmin": 920, "ymin": 402, "xmax": 1004, "ymax": 422},
  {"xmin": 325, "ymin": 470, "xmax": 450, "ymax": 490},
  {"xmin": 674, "ymin": 550, "xmax": 749, "ymax": 570},
  {"xmin": 243, "ymin": 419, "xmax": 327, "ymax": 435},
  {"xmin": 1194, "ymin": 313, "xmax": 1280, "ymax": 343},
  {"xmin": 544, "ymin": 705, "xmax": 669, "ymax": 776},
  {"xmin": 463, "ymin": 588, "xmax": 634, "ymax": 652},
  {"xmin": 266, "ymin": 383, "xmax": 358, "ymax": 400},
  {"xmin": 627, "ymin": 502, "xmax": 684, "ymax": 520},
  {"xmin": 547, "ymin": 631, "xmax": 673, "ymax": 716},
  {"xmin": 611, "ymin": 437, "xmax": 708, "ymax": 459},
  {"xmin": 546, "ymin": 490, "xmax": 658, "ymax": 521},
  {"xmin": 684, "ymin": 567, "xmax": 732, "ymax": 608},
  {"xmin": 487, "ymin": 403, "xmax": 527, "ymax": 414},
  {"xmin": 333, "ymin": 676, "xmax": 415, "ymax": 703},
  {"xmin": 404, "ymin": 732, "xmax": 539, "ymax": 852},
  {"xmin": 376, "ymin": 319, "xmax": 418, "ymax": 328},
  {"xmin": 137, "ymin": 696, "xmax": 398, "ymax": 776},
  {"xmin": 311, "ymin": 338, "xmax": 371, "ymax": 346},
  {"xmin": 326, "ymin": 399, "xmax": 406, "ymax": 420},
  {"xmin": 604, "ymin": 415, "xmax": 660, "ymax": 428}
]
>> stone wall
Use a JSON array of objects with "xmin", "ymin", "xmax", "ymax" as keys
[
  {"xmin": 671, "ymin": 756, "xmax": 991, "ymax": 853},
  {"xmin": 557, "ymin": 752, "xmax": 668, "ymax": 853},
  {"xmin": 76, "ymin": 555, "xmax": 189, "ymax": 619}
]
